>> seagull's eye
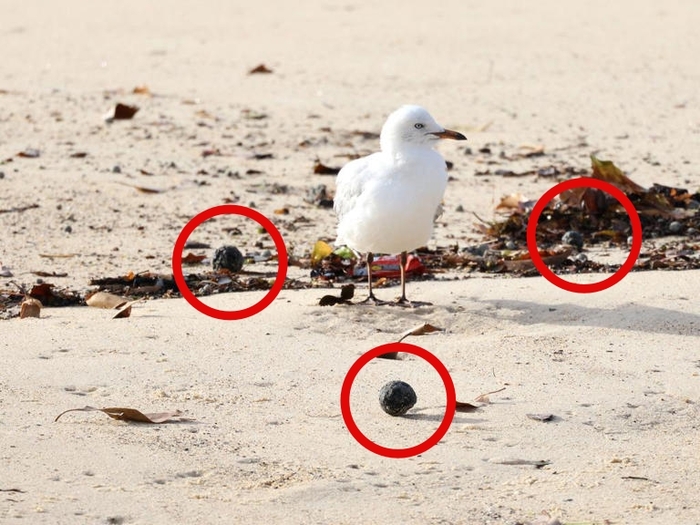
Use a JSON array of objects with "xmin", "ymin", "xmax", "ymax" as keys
[{"xmin": 414, "ymin": 123, "xmax": 424, "ymax": 129}]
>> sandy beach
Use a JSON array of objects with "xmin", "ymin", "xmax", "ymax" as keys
[{"xmin": 2, "ymin": 1, "xmax": 700, "ymax": 524}]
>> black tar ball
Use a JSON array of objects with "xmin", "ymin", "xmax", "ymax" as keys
[
  {"xmin": 379, "ymin": 380, "xmax": 417, "ymax": 416},
  {"xmin": 562, "ymin": 230, "xmax": 584, "ymax": 250},
  {"xmin": 213, "ymin": 245, "xmax": 244, "ymax": 273}
]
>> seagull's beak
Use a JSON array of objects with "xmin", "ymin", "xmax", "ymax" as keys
[{"xmin": 431, "ymin": 129, "xmax": 467, "ymax": 141}]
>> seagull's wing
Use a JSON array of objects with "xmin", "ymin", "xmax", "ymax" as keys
[{"xmin": 333, "ymin": 153, "xmax": 383, "ymax": 220}]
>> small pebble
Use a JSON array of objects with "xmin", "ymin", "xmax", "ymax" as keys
[
  {"xmin": 212, "ymin": 245, "xmax": 244, "ymax": 273},
  {"xmin": 64, "ymin": 225, "xmax": 72, "ymax": 233},
  {"xmin": 562, "ymin": 230, "xmax": 583, "ymax": 250},
  {"xmin": 575, "ymin": 253, "xmax": 588, "ymax": 263},
  {"xmin": 687, "ymin": 227, "xmax": 698, "ymax": 236},
  {"xmin": 505, "ymin": 240, "xmax": 516, "ymax": 250},
  {"xmin": 112, "ymin": 165, "xmax": 122, "ymax": 173},
  {"xmin": 455, "ymin": 204, "xmax": 465, "ymax": 212},
  {"xmin": 0, "ymin": 171, "xmax": 5, "ymax": 179},
  {"xmin": 379, "ymin": 380, "xmax": 417, "ymax": 417},
  {"xmin": 668, "ymin": 221, "xmax": 683, "ymax": 234},
  {"xmin": 627, "ymin": 235, "xmax": 635, "ymax": 245}
]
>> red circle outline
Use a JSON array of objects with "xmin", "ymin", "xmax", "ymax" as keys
[
  {"xmin": 526, "ymin": 177, "xmax": 642, "ymax": 293},
  {"xmin": 340, "ymin": 342, "xmax": 456, "ymax": 459},
  {"xmin": 172, "ymin": 205, "xmax": 288, "ymax": 320}
]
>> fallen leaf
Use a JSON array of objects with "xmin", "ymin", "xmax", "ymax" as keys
[
  {"xmin": 54, "ymin": 406, "xmax": 190, "ymax": 424},
  {"xmin": 105, "ymin": 103, "xmax": 139, "ymax": 122},
  {"xmin": 69, "ymin": 152, "xmax": 88, "ymax": 158},
  {"xmin": 274, "ymin": 207, "xmax": 289, "ymax": 215},
  {"xmin": 455, "ymin": 401, "xmax": 480, "ymax": 412},
  {"xmin": 526, "ymin": 413, "xmax": 554, "ymax": 422},
  {"xmin": 590, "ymin": 155, "xmax": 646, "ymax": 194},
  {"xmin": 31, "ymin": 270, "xmax": 68, "ymax": 278},
  {"xmin": 488, "ymin": 457, "xmax": 551, "ymax": 468},
  {"xmin": 85, "ymin": 291, "xmax": 128, "ymax": 309},
  {"xmin": 20, "ymin": 297, "xmax": 41, "ymax": 318},
  {"xmin": 17, "ymin": 148, "xmax": 40, "ymax": 158},
  {"xmin": 113, "ymin": 304, "xmax": 132, "ymax": 318},
  {"xmin": 115, "ymin": 181, "xmax": 165, "ymax": 194},
  {"xmin": 397, "ymin": 323, "xmax": 444, "ymax": 343},
  {"xmin": 249, "ymin": 64, "xmax": 273, "ymax": 74},
  {"xmin": 502, "ymin": 249, "xmax": 572, "ymax": 272},
  {"xmin": 517, "ymin": 144, "xmax": 545, "ymax": 158},
  {"xmin": 313, "ymin": 161, "xmax": 341, "ymax": 175},
  {"xmin": 181, "ymin": 252, "xmax": 207, "ymax": 265},
  {"xmin": 202, "ymin": 148, "xmax": 223, "ymax": 157},
  {"xmin": 132, "ymin": 85, "xmax": 151, "ymax": 96},
  {"xmin": 474, "ymin": 387, "xmax": 506, "ymax": 403}
]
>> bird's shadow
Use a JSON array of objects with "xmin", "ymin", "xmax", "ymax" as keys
[{"xmin": 470, "ymin": 297, "xmax": 700, "ymax": 336}]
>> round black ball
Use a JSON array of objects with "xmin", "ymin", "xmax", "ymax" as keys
[
  {"xmin": 212, "ymin": 245, "xmax": 244, "ymax": 273},
  {"xmin": 379, "ymin": 380, "xmax": 417, "ymax": 416}
]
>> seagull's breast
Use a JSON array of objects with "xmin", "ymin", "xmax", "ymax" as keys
[{"xmin": 334, "ymin": 149, "xmax": 448, "ymax": 254}]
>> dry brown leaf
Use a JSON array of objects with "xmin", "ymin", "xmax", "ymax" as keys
[
  {"xmin": 111, "ymin": 103, "xmax": 139, "ymax": 120},
  {"xmin": 181, "ymin": 252, "xmax": 207, "ymax": 265},
  {"xmin": 115, "ymin": 181, "xmax": 165, "ymax": 194},
  {"xmin": 502, "ymin": 249, "xmax": 571, "ymax": 272},
  {"xmin": 31, "ymin": 270, "xmax": 68, "ymax": 278},
  {"xmin": 112, "ymin": 298, "xmax": 145, "ymax": 319},
  {"xmin": 20, "ymin": 297, "xmax": 41, "ymax": 319},
  {"xmin": 17, "ymin": 148, "xmax": 40, "ymax": 158},
  {"xmin": 516, "ymin": 144, "xmax": 545, "ymax": 158},
  {"xmin": 248, "ymin": 64, "xmax": 273, "ymax": 74},
  {"xmin": 526, "ymin": 413, "xmax": 554, "ymax": 422},
  {"xmin": 113, "ymin": 304, "xmax": 132, "ymax": 319},
  {"xmin": 397, "ymin": 323, "xmax": 445, "ymax": 343},
  {"xmin": 590, "ymin": 155, "xmax": 646, "ymax": 193},
  {"xmin": 85, "ymin": 291, "xmax": 128, "ymax": 309},
  {"xmin": 474, "ymin": 387, "xmax": 506, "ymax": 403},
  {"xmin": 54, "ymin": 406, "xmax": 190, "ymax": 424},
  {"xmin": 313, "ymin": 161, "xmax": 341, "ymax": 175},
  {"xmin": 132, "ymin": 85, "xmax": 151, "ymax": 96},
  {"xmin": 455, "ymin": 400, "xmax": 480, "ymax": 412}
]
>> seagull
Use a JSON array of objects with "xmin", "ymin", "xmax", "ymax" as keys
[{"xmin": 334, "ymin": 105, "xmax": 466, "ymax": 304}]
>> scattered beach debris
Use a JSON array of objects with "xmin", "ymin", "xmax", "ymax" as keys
[
  {"xmin": 181, "ymin": 252, "xmax": 207, "ymax": 265},
  {"xmin": 456, "ymin": 387, "xmax": 506, "ymax": 413},
  {"xmin": 397, "ymin": 322, "xmax": 444, "ymax": 343},
  {"xmin": 17, "ymin": 148, "xmax": 40, "ymax": 158},
  {"xmin": 526, "ymin": 413, "xmax": 555, "ymax": 422},
  {"xmin": 379, "ymin": 380, "xmax": 417, "ymax": 416},
  {"xmin": 54, "ymin": 406, "xmax": 191, "ymax": 424},
  {"xmin": 0, "ymin": 203, "xmax": 40, "ymax": 214},
  {"xmin": 455, "ymin": 400, "xmax": 480, "ymax": 413},
  {"xmin": 248, "ymin": 64, "xmax": 273, "ymax": 74},
  {"xmin": 20, "ymin": 296, "xmax": 41, "ymax": 319},
  {"xmin": 104, "ymin": 103, "xmax": 139, "ymax": 122},
  {"xmin": 318, "ymin": 283, "xmax": 355, "ymax": 306},
  {"xmin": 313, "ymin": 160, "xmax": 341, "ymax": 175},
  {"xmin": 85, "ymin": 291, "xmax": 128, "ymax": 309}
]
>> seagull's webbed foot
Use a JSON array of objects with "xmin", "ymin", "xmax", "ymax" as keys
[
  {"xmin": 358, "ymin": 293, "xmax": 389, "ymax": 306},
  {"xmin": 391, "ymin": 296, "xmax": 432, "ymax": 308}
]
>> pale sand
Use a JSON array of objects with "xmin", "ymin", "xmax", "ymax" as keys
[{"xmin": 1, "ymin": 1, "xmax": 700, "ymax": 524}]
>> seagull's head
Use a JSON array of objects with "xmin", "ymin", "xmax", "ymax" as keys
[{"xmin": 380, "ymin": 105, "xmax": 466, "ymax": 153}]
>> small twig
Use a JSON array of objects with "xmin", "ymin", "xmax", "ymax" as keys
[{"xmin": 0, "ymin": 203, "xmax": 40, "ymax": 214}]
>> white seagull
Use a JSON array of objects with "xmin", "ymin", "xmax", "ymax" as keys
[{"xmin": 334, "ymin": 105, "xmax": 466, "ymax": 304}]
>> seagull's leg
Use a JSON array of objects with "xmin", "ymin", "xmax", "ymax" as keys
[
  {"xmin": 359, "ymin": 252, "xmax": 382, "ymax": 304},
  {"xmin": 397, "ymin": 251, "xmax": 409, "ymax": 304}
]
